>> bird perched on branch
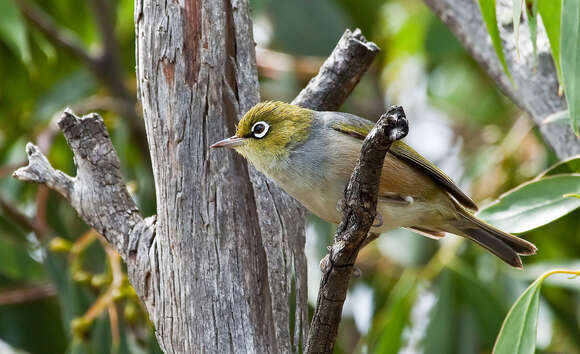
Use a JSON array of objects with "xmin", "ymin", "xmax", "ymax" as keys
[{"xmin": 210, "ymin": 101, "xmax": 536, "ymax": 268}]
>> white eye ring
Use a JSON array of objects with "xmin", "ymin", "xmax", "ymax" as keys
[{"xmin": 251, "ymin": 121, "xmax": 270, "ymax": 139}]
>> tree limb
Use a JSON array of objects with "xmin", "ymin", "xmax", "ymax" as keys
[
  {"xmin": 305, "ymin": 106, "xmax": 409, "ymax": 354},
  {"xmin": 13, "ymin": 110, "xmax": 151, "ymax": 263},
  {"xmin": 423, "ymin": 0, "xmax": 579, "ymax": 158},
  {"xmin": 259, "ymin": 28, "xmax": 379, "ymax": 349}
]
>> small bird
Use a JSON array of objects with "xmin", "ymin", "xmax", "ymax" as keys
[{"xmin": 210, "ymin": 101, "xmax": 536, "ymax": 268}]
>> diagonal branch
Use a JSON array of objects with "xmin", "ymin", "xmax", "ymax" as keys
[
  {"xmin": 305, "ymin": 106, "xmax": 409, "ymax": 354},
  {"xmin": 252, "ymin": 28, "xmax": 380, "ymax": 350},
  {"xmin": 423, "ymin": 0, "xmax": 579, "ymax": 159}
]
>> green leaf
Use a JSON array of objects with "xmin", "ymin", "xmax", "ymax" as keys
[
  {"xmin": 561, "ymin": 0, "xmax": 580, "ymax": 135},
  {"xmin": 478, "ymin": 0, "xmax": 513, "ymax": 80},
  {"xmin": 453, "ymin": 266, "xmax": 505, "ymax": 342},
  {"xmin": 513, "ymin": 0, "xmax": 523, "ymax": 55},
  {"xmin": 424, "ymin": 270, "xmax": 456, "ymax": 354},
  {"xmin": 538, "ymin": 0, "xmax": 563, "ymax": 82},
  {"xmin": 525, "ymin": 0, "xmax": 538, "ymax": 65},
  {"xmin": 537, "ymin": 155, "xmax": 580, "ymax": 177},
  {"xmin": 493, "ymin": 278, "xmax": 542, "ymax": 354},
  {"xmin": 369, "ymin": 273, "xmax": 417, "ymax": 354},
  {"xmin": 477, "ymin": 174, "xmax": 580, "ymax": 233},
  {"xmin": 0, "ymin": 0, "xmax": 31, "ymax": 64}
]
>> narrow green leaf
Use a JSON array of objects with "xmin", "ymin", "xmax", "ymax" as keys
[
  {"xmin": 525, "ymin": 0, "xmax": 538, "ymax": 66},
  {"xmin": 561, "ymin": 0, "xmax": 580, "ymax": 134},
  {"xmin": 538, "ymin": 0, "xmax": 563, "ymax": 82},
  {"xmin": 0, "ymin": 0, "xmax": 31, "ymax": 64},
  {"xmin": 478, "ymin": 0, "xmax": 513, "ymax": 80},
  {"xmin": 477, "ymin": 174, "xmax": 580, "ymax": 233},
  {"xmin": 424, "ymin": 270, "xmax": 456, "ymax": 354},
  {"xmin": 493, "ymin": 278, "xmax": 542, "ymax": 354},
  {"xmin": 369, "ymin": 273, "xmax": 417, "ymax": 354},
  {"xmin": 537, "ymin": 155, "xmax": 580, "ymax": 177},
  {"xmin": 513, "ymin": 0, "xmax": 523, "ymax": 55}
]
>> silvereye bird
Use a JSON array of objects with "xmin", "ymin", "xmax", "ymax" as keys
[{"xmin": 210, "ymin": 101, "xmax": 537, "ymax": 268}]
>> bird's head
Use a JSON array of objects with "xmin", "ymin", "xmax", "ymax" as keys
[{"xmin": 210, "ymin": 101, "xmax": 313, "ymax": 171}]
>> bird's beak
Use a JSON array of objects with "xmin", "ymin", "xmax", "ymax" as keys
[{"xmin": 209, "ymin": 136, "xmax": 245, "ymax": 149}]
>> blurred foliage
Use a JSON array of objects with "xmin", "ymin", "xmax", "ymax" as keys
[{"xmin": 0, "ymin": 0, "xmax": 578, "ymax": 353}]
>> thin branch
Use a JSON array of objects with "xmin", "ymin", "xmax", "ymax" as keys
[
  {"xmin": 274, "ymin": 28, "xmax": 380, "ymax": 348},
  {"xmin": 423, "ymin": 0, "xmax": 580, "ymax": 158},
  {"xmin": 0, "ymin": 284, "xmax": 57, "ymax": 306},
  {"xmin": 0, "ymin": 196, "xmax": 44, "ymax": 236},
  {"xmin": 305, "ymin": 106, "xmax": 409, "ymax": 354}
]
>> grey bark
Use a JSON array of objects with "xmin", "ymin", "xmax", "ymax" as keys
[
  {"xmin": 305, "ymin": 107, "xmax": 409, "ymax": 354},
  {"xmin": 15, "ymin": 0, "xmax": 379, "ymax": 349},
  {"xmin": 423, "ymin": 0, "xmax": 579, "ymax": 159}
]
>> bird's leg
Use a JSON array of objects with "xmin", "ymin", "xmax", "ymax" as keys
[{"xmin": 319, "ymin": 233, "xmax": 381, "ymax": 275}]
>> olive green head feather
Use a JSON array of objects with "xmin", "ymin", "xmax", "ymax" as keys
[{"xmin": 233, "ymin": 101, "xmax": 313, "ymax": 165}]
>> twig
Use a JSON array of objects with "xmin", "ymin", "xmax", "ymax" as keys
[
  {"xmin": 304, "ymin": 106, "xmax": 409, "ymax": 354},
  {"xmin": 0, "ymin": 196, "xmax": 44, "ymax": 236},
  {"xmin": 278, "ymin": 28, "xmax": 380, "ymax": 348},
  {"xmin": 0, "ymin": 283, "xmax": 57, "ymax": 306}
]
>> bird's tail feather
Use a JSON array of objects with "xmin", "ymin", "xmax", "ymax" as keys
[{"xmin": 447, "ymin": 208, "xmax": 537, "ymax": 269}]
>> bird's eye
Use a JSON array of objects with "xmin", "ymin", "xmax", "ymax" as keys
[{"xmin": 251, "ymin": 121, "xmax": 270, "ymax": 139}]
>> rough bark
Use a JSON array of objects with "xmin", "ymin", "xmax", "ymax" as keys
[
  {"xmin": 134, "ymin": 0, "xmax": 279, "ymax": 351},
  {"xmin": 304, "ymin": 107, "xmax": 409, "ymax": 354},
  {"xmin": 423, "ymin": 0, "xmax": 579, "ymax": 159}
]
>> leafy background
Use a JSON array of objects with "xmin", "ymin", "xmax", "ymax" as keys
[{"xmin": 0, "ymin": 0, "xmax": 579, "ymax": 353}]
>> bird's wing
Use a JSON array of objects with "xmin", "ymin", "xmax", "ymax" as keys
[{"xmin": 330, "ymin": 114, "xmax": 479, "ymax": 211}]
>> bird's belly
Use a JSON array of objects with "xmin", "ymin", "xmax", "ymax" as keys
[{"xmin": 279, "ymin": 176, "xmax": 429, "ymax": 233}]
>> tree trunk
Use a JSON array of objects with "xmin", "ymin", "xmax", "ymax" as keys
[{"xmin": 134, "ymin": 0, "xmax": 303, "ymax": 351}]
